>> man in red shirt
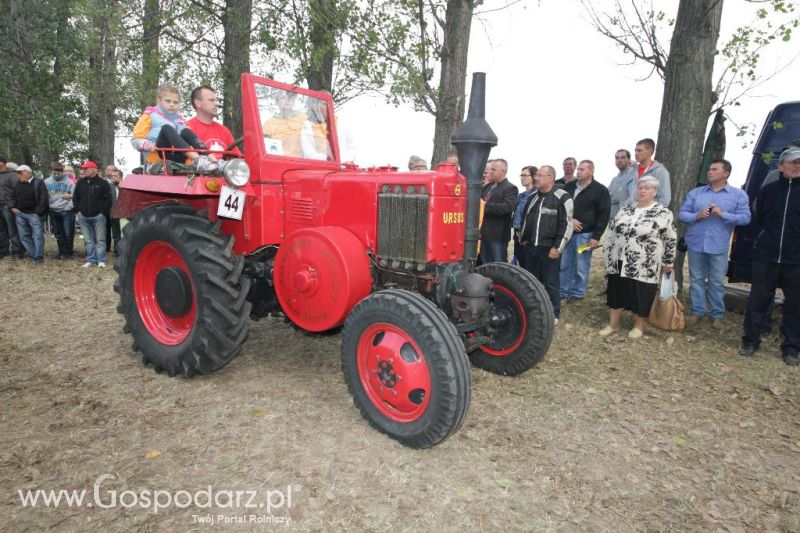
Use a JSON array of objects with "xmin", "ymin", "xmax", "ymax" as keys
[
  {"xmin": 627, "ymin": 138, "xmax": 671, "ymax": 207},
  {"xmin": 186, "ymin": 85, "xmax": 240, "ymax": 155}
]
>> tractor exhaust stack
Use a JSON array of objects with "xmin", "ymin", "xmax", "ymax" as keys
[{"xmin": 451, "ymin": 72, "xmax": 498, "ymax": 268}]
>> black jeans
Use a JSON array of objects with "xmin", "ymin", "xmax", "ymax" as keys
[
  {"xmin": 512, "ymin": 231, "xmax": 525, "ymax": 269},
  {"xmin": 105, "ymin": 217, "xmax": 120, "ymax": 252},
  {"xmin": 523, "ymin": 245, "xmax": 562, "ymax": 318},
  {"xmin": 0, "ymin": 206, "xmax": 23, "ymax": 257},
  {"xmin": 742, "ymin": 260, "xmax": 800, "ymax": 355},
  {"xmin": 50, "ymin": 210, "xmax": 75, "ymax": 258},
  {"xmin": 156, "ymin": 125, "xmax": 207, "ymax": 163}
]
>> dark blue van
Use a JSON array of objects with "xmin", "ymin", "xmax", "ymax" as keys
[{"xmin": 727, "ymin": 101, "xmax": 800, "ymax": 283}]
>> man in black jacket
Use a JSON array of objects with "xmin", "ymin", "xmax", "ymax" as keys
[
  {"xmin": 520, "ymin": 165, "xmax": 574, "ymax": 322},
  {"xmin": 740, "ymin": 147, "xmax": 800, "ymax": 365},
  {"xmin": 560, "ymin": 160, "xmax": 610, "ymax": 301},
  {"xmin": 73, "ymin": 161, "xmax": 112, "ymax": 268},
  {"xmin": 479, "ymin": 158, "xmax": 518, "ymax": 264},
  {"xmin": 8, "ymin": 165, "xmax": 48, "ymax": 262}
]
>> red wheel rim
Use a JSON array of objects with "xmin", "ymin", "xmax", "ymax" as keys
[
  {"xmin": 482, "ymin": 285, "xmax": 526, "ymax": 357},
  {"xmin": 134, "ymin": 241, "xmax": 196, "ymax": 345},
  {"xmin": 357, "ymin": 323, "xmax": 432, "ymax": 422}
]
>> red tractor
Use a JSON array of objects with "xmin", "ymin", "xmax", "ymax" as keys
[{"xmin": 113, "ymin": 73, "xmax": 554, "ymax": 448}]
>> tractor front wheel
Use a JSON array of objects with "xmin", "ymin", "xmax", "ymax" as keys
[
  {"xmin": 114, "ymin": 204, "xmax": 251, "ymax": 377},
  {"xmin": 469, "ymin": 263, "xmax": 554, "ymax": 376},
  {"xmin": 341, "ymin": 290, "xmax": 471, "ymax": 448}
]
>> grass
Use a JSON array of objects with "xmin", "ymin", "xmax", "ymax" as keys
[{"xmin": 0, "ymin": 240, "xmax": 798, "ymax": 531}]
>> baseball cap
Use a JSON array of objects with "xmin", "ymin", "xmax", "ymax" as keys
[
  {"xmin": 0, "ymin": 155, "xmax": 7, "ymax": 163},
  {"xmin": 16, "ymin": 164, "xmax": 32, "ymax": 173},
  {"xmin": 779, "ymin": 147, "xmax": 800, "ymax": 164},
  {"xmin": 81, "ymin": 160, "xmax": 98, "ymax": 169}
]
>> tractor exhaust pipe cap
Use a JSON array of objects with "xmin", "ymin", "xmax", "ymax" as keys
[
  {"xmin": 451, "ymin": 73, "xmax": 498, "ymax": 146},
  {"xmin": 451, "ymin": 73, "xmax": 497, "ymax": 267}
]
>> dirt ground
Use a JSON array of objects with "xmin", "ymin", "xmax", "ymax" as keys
[{"xmin": 1, "ymin": 242, "xmax": 799, "ymax": 532}]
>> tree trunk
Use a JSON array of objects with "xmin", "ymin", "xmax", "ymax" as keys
[
  {"xmin": 656, "ymin": 0, "xmax": 724, "ymax": 290},
  {"xmin": 140, "ymin": 0, "xmax": 161, "ymax": 110},
  {"xmin": 87, "ymin": 0, "xmax": 118, "ymax": 167},
  {"xmin": 43, "ymin": 0, "xmax": 70, "ymax": 166},
  {"xmin": 222, "ymin": 0, "xmax": 252, "ymax": 139},
  {"xmin": 306, "ymin": 0, "xmax": 336, "ymax": 92},
  {"xmin": 430, "ymin": 0, "xmax": 473, "ymax": 167}
]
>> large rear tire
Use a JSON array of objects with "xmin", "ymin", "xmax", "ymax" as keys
[
  {"xmin": 114, "ymin": 204, "xmax": 251, "ymax": 377},
  {"xmin": 469, "ymin": 263, "xmax": 554, "ymax": 376},
  {"xmin": 341, "ymin": 290, "xmax": 471, "ymax": 448}
]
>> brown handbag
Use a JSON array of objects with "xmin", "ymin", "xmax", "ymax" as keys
[{"xmin": 647, "ymin": 273, "xmax": 685, "ymax": 331}]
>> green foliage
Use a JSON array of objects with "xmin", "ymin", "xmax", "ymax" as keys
[
  {"xmin": 0, "ymin": 0, "xmax": 87, "ymax": 165},
  {"xmin": 0, "ymin": 0, "xmax": 483, "ymax": 163},
  {"xmin": 708, "ymin": 1, "xmax": 796, "ymax": 107}
]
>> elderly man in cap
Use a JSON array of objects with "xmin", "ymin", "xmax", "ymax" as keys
[
  {"xmin": 740, "ymin": 147, "xmax": 800, "ymax": 366},
  {"xmin": 8, "ymin": 165, "xmax": 48, "ymax": 262},
  {"xmin": 0, "ymin": 155, "xmax": 24, "ymax": 259},
  {"xmin": 72, "ymin": 160, "xmax": 112, "ymax": 268}
]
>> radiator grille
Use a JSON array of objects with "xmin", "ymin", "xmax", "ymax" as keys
[{"xmin": 377, "ymin": 189, "xmax": 429, "ymax": 265}]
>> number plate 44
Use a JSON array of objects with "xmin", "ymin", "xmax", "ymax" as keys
[{"xmin": 217, "ymin": 185, "xmax": 246, "ymax": 220}]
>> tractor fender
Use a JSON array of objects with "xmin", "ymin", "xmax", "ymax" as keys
[{"xmin": 113, "ymin": 174, "xmax": 254, "ymax": 220}]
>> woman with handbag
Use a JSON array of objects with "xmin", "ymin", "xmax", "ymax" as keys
[{"xmin": 599, "ymin": 176, "xmax": 677, "ymax": 338}]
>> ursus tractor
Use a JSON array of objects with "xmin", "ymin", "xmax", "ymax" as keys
[{"xmin": 113, "ymin": 73, "xmax": 554, "ymax": 448}]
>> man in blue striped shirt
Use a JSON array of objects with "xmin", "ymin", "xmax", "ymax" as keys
[{"xmin": 678, "ymin": 159, "xmax": 751, "ymax": 328}]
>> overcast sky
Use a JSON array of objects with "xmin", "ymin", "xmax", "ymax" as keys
[
  {"xmin": 116, "ymin": 0, "xmax": 798, "ymax": 189},
  {"xmin": 339, "ymin": 0, "xmax": 799, "ymax": 189}
]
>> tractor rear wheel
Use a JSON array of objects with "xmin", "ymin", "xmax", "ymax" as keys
[
  {"xmin": 469, "ymin": 263, "xmax": 554, "ymax": 376},
  {"xmin": 341, "ymin": 290, "xmax": 471, "ymax": 448},
  {"xmin": 114, "ymin": 203, "xmax": 251, "ymax": 377}
]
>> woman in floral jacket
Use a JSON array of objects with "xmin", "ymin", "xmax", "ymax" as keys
[{"xmin": 600, "ymin": 176, "xmax": 677, "ymax": 338}]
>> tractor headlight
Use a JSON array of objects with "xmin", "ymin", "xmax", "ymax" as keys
[{"xmin": 223, "ymin": 158, "xmax": 250, "ymax": 187}]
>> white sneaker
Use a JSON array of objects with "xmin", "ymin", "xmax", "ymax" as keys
[
  {"xmin": 195, "ymin": 155, "xmax": 218, "ymax": 173},
  {"xmin": 98, "ymin": 262, "xmax": 106, "ymax": 268},
  {"xmin": 628, "ymin": 328, "xmax": 643, "ymax": 339},
  {"xmin": 82, "ymin": 262, "xmax": 94, "ymax": 268},
  {"xmin": 599, "ymin": 326, "xmax": 617, "ymax": 337},
  {"xmin": 554, "ymin": 318, "xmax": 559, "ymax": 326}
]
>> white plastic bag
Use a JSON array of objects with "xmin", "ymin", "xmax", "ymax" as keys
[{"xmin": 658, "ymin": 272, "xmax": 676, "ymax": 301}]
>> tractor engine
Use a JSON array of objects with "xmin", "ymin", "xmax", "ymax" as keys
[{"xmin": 370, "ymin": 175, "xmax": 494, "ymax": 340}]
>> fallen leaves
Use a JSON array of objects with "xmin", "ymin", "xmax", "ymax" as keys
[
  {"xmin": 145, "ymin": 450, "xmax": 161, "ymax": 459},
  {"xmin": 495, "ymin": 478, "xmax": 511, "ymax": 489}
]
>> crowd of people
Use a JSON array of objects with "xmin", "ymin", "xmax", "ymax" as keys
[
  {"xmin": 0, "ymin": 158, "xmax": 123, "ymax": 267},
  {"xmin": 477, "ymin": 140, "xmax": 800, "ymax": 367},
  {"xmin": 0, "ymin": 83, "xmax": 234, "ymax": 268}
]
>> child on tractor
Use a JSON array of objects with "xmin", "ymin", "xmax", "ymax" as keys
[{"xmin": 132, "ymin": 84, "xmax": 217, "ymax": 173}]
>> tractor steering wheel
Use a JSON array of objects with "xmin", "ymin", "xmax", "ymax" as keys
[{"xmin": 225, "ymin": 136, "xmax": 244, "ymax": 153}]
